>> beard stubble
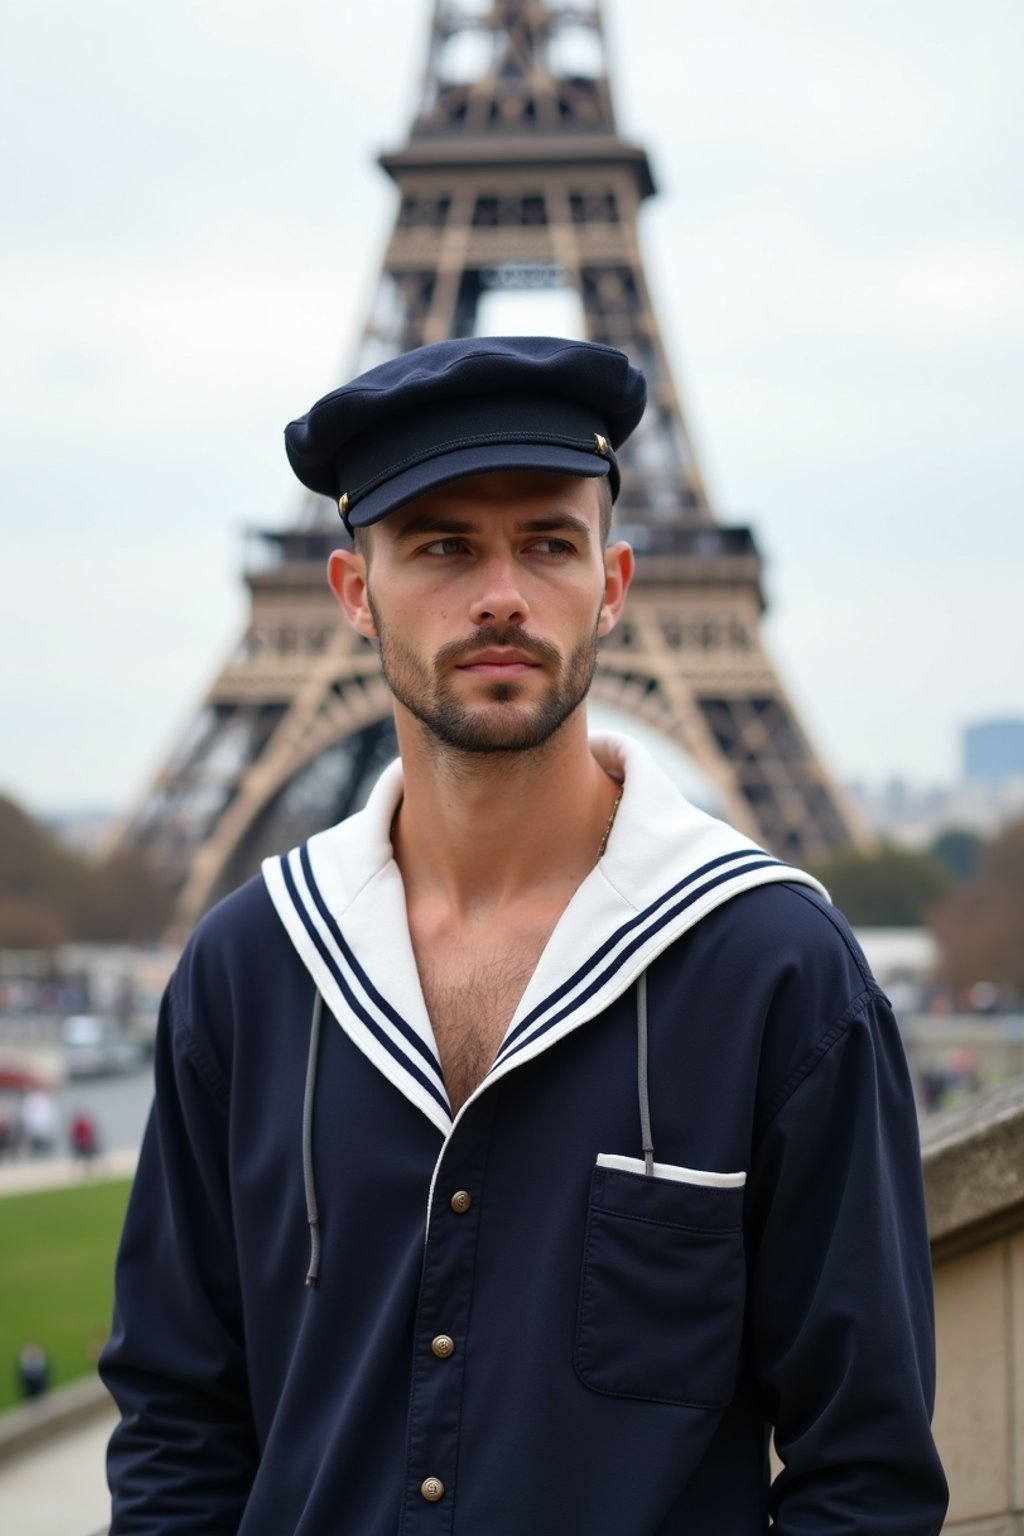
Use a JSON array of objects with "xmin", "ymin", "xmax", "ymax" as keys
[{"xmin": 367, "ymin": 595, "xmax": 601, "ymax": 755}]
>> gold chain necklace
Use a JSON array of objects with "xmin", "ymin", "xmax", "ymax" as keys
[{"xmin": 597, "ymin": 784, "xmax": 624, "ymax": 861}]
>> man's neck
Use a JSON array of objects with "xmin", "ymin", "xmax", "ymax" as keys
[{"xmin": 390, "ymin": 712, "xmax": 620, "ymax": 919}]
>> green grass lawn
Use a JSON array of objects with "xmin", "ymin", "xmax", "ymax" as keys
[{"xmin": 0, "ymin": 1177, "xmax": 131, "ymax": 1412}]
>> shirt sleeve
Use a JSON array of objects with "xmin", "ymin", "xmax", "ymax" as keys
[
  {"xmin": 745, "ymin": 983, "xmax": 948, "ymax": 1534},
  {"xmin": 100, "ymin": 966, "xmax": 259, "ymax": 1533}
]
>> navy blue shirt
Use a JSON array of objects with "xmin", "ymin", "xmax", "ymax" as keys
[{"xmin": 102, "ymin": 738, "xmax": 947, "ymax": 1533}]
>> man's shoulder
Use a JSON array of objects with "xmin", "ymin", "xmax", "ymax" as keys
[
  {"xmin": 172, "ymin": 872, "xmax": 298, "ymax": 1011},
  {"xmin": 717, "ymin": 881, "xmax": 905, "ymax": 1123},
  {"xmin": 664, "ymin": 878, "xmax": 887, "ymax": 1097},
  {"xmin": 186, "ymin": 871, "xmax": 281, "ymax": 955},
  {"xmin": 161, "ymin": 872, "xmax": 312, "ymax": 1093},
  {"xmin": 711, "ymin": 877, "xmax": 873, "ymax": 988}
]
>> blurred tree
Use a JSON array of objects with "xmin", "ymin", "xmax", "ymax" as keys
[
  {"xmin": 0, "ymin": 895, "xmax": 68, "ymax": 949},
  {"xmin": 929, "ymin": 827, "xmax": 982, "ymax": 883},
  {"xmin": 81, "ymin": 850, "xmax": 176, "ymax": 942},
  {"xmin": 810, "ymin": 845, "xmax": 952, "ymax": 927},
  {"xmin": 929, "ymin": 819, "xmax": 1024, "ymax": 990},
  {"xmin": 0, "ymin": 795, "xmax": 172, "ymax": 947}
]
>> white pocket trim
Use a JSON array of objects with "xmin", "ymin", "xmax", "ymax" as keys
[{"xmin": 596, "ymin": 1153, "xmax": 747, "ymax": 1189}]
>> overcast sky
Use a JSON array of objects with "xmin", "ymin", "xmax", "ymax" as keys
[{"xmin": 2, "ymin": 0, "xmax": 1021, "ymax": 815}]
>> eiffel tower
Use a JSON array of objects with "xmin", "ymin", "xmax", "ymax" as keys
[{"xmin": 117, "ymin": 0, "xmax": 865, "ymax": 924}]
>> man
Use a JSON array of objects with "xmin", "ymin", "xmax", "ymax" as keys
[{"xmin": 102, "ymin": 337, "xmax": 947, "ymax": 1533}]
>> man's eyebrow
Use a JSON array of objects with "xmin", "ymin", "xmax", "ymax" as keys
[
  {"xmin": 515, "ymin": 514, "xmax": 592, "ymax": 540},
  {"xmin": 389, "ymin": 515, "xmax": 478, "ymax": 540},
  {"xmin": 389, "ymin": 511, "xmax": 593, "ymax": 541}
]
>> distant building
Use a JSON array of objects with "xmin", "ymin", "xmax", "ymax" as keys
[
  {"xmin": 964, "ymin": 719, "xmax": 1024, "ymax": 787},
  {"xmin": 845, "ymin": 718, "xmax": 1024, "ymax": 847},
  {"xmin": 847, "ymin": 774, "xmax": 1024, "ymax": 848}
]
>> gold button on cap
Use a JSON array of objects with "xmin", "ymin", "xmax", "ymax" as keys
[
  {"xmin": 594, "ymin": 432, "xmax": 609, "ymax": 455},
  {"xmin": 421, "ymin": 1477, "xmax": 445, "ymax": 1503},
  {"xmin": 450, "ymin": 1190, "xmax": 472, "ymax": 1214},
  {"xmin": 431, "ymin": 1334, "xmax": 455, "ymax": 1359}
]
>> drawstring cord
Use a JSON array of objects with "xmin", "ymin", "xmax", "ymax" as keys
[
  {"xmin": 637, "ymin": 971, "xmax": 655, "ymax": 1175},
  {"xmin": 301, "ymin": 973, "xmax": 654, "ymax": 1284},
  {"xmin": 302, "ymin": 990, "xmax": 323, "ymax": 1286}
]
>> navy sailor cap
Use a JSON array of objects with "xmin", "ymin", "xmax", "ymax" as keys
[{"xmin": 284, "ymin": 335, "xmax": 647, "ymax": 529}]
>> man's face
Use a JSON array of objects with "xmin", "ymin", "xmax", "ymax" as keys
[{"xmin": 335, "ymin": 471, "xmax": 631, "ymax": 756}]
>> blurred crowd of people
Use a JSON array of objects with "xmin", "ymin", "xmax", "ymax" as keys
[{"xmin": 0, "ymin": 1087, "xmax": 101, "ymax": 1163}]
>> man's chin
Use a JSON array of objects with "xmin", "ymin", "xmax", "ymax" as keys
[{"xmin": 419, "ymin": 701, "xmax": 576, "ymax": 755}]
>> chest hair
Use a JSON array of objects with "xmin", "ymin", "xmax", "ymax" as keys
[{"xmin": 417, "ymin": 937, "xmax": 548, "ymax": 1113}]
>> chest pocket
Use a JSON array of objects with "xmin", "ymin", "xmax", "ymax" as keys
[{"xmin": 574, "ymin": 1157, "xmax": 747, "ymax": 1408}]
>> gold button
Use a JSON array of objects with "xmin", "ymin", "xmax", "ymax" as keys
[
  {"xmin": 421, "ymin": 1476, "xmax": 445, "ymax": 1503},
  {"xmin": 450, "ymin": 1190, "xmax": 472, "ymax": 1214},
  {"xmin": 594, "ymin": 432, "xmax": 609, "ymax": 456},
  {"xmin": 338, "ymin": 492, "xmax": 349, "ymax": 520},
  {"xmin": 431, "ymin": 1334, "xmax": 455, "ymax": 1359}
]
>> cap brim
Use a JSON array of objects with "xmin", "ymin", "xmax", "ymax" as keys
[{"xmin": 347, "ymin": 441, "xmax": 611, "ymax": 528}]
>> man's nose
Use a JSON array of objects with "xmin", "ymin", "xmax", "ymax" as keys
[{"xmin": 469, "ymin": 554, "xmax": 529, "ymax": 627}]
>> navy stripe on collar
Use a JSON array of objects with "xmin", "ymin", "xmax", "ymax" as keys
[
  {"xmin": 493, "ymin": 854, "xmax": 785, "ymax": 1069},
  {"xmin": 496, "ymin": 848, "xmax": 780, "ymax": 1061},
  {"xmin": 297, "ymin": 845, "xmax": 442, "ymax": 1081},
  {"xmin": 280, "ymin": 852, "xmax": 451, "ymax": 1117}
]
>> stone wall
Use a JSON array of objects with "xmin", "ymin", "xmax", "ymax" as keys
[{"xmin": 922, "ymin": 1076, "xmax": 1024, "ymax": 1533}]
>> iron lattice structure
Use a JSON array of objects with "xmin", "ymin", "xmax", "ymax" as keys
[{"xmin": 117, "ymin": 0, "xmax": 866, "ymax": 923}]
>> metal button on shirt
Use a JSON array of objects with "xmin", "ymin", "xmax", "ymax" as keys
[{"xmin": 402, "ymin": 1110, "xmax": 494, "ymax": 1529}]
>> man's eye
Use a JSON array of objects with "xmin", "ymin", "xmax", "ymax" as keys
[
  {"xmin": 423, "ymin": 537, "xmax": 466, "ymax": 556},
  {"xmin": 531, "ymin": 538, "xmax": 573, "ymax": 555}
]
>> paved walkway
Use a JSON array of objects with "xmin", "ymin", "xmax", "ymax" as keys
[
  {"xmin": 0, "ymin": 1404, "xmax": 116, "ymax": 1535},
  {"xmin": 0, "ymin": 1152, "xmax": 135, "ymax": 1530}
]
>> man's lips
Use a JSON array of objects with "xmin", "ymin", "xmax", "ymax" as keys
[{"xmin": 455, "ymin": 649, "xmax": 542, "ymax": 676}]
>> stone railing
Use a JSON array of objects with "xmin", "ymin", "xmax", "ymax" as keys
[{"xmin": 923, "ymin": 1075, "xmax": 1024, "ymax": 1533}]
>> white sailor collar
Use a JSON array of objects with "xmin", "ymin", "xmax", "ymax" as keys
[{"xmin": 262, "ymin": 732, "xmax": 828, "ymax": 1137}]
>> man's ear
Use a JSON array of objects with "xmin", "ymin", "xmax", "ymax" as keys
[
  {"xmin": 328, "ymin": 549, "xmax": 377, "ymax": 639},
  {"xmin": 597, "ymin": 540, "xmax": 634, "ymax": 638}
]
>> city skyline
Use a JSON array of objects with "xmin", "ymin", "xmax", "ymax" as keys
[{"xmin": 2, "ymin": 0, "xmax": 1022, "ymax": 813}]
